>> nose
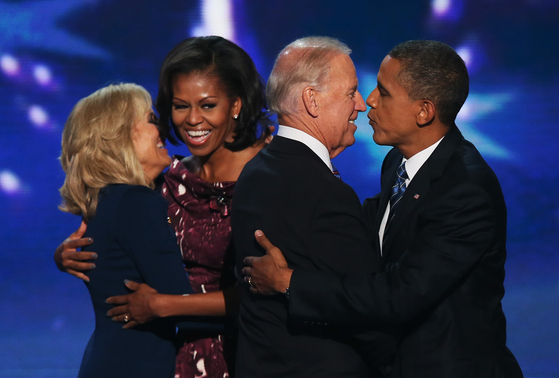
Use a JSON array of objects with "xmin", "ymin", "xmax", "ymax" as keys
[
  {"xmin": 186, "ymin": 108, "xmax": 202, "ymax": 126},
  {"xmin": 354, "ymin": 90, "xmax": 367, "ymax": 112},
  {"xmin": 366, "ymin": 88, "xmax": 378, "ymax": 109}
]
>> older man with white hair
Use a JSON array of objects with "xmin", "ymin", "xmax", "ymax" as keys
[{"xmin": 232, "ymin": 37, "xmax": 395, "ymax": 378}]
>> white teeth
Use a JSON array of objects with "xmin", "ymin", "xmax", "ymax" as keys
[
  {"xmin": 349, "ymin": 120, "xmax": 355, "ymax": 124},
  {"xmin": 156, "ymin": 141, "xmax": 165, "ymax": 148},
  {"xmin": 187, "ymin": 130, "xmax": 210, "ymax": 137}
]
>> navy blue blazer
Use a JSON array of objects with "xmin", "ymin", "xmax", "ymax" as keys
[{"xmin": 79, "ymin": 184, "xmax": 192, "ymax": 378}]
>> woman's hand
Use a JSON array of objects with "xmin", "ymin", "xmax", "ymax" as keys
[
  {"xmin": 54, "ymin": 221, "xmax": 96, "ymax": 282},
  {"xmin": 106, "ymin": 280, "xmax": 160, "ymax": 329}
]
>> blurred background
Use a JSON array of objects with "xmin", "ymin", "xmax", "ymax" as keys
[{"xmin": 0, "ymin": 0, "xmax": 557, "ymax": 376}]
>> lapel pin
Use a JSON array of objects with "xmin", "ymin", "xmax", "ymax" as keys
[{"xmin": 414, "ymin": 194, "xmax": 420, "ymax": 199}]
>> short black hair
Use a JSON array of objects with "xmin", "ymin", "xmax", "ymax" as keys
[
  {"xmin": 156, "ymin": 36, "xmax": 271, "ymax": 151},
  {"xmin": 389, "ymin": 40, "xmax": 469, "ymax": 126}
]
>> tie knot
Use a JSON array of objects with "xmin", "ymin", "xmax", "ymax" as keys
[{"xmin": 397, "ymin": 161, "xmax": 408, "ymax": 183}]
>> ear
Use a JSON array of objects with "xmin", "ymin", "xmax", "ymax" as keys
[
  {"xmin": 232, "ymin": 97, "xmax": 242, "ymax": 119},
  {"xmin": 302, "ymin": 87, "xmax": 319, "ymax": 118},
  {"xmin": 416, "ymin": 100, "xmax": 435, "ymax": 126}
]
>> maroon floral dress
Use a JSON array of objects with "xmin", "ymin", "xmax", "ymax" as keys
[{"xmin": 162, "ymin": 156, "xmax": 236, "ymax": 378}]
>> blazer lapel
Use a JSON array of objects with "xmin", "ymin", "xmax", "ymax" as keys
[{"xmin": 381, "ymin": 126, "xmax": 464, "ymax": 257}]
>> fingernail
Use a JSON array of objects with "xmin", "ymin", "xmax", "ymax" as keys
[
  {"xmin": 91, "ymin": 253, "xmax": 98, "ymax": 259},
  {"xmin": 90, "ymin": 264, "xmax": 96, "ymax": 269},
  {"xmin": 255, "ymin": 230, "xmax": 263, "ymax": 237},
  {"xmin": 124, "ymin": 279, "xmax": 130, "ymax": 284},
  {"xmin": 88, "ymin": 238, "xmax": 93, "ymax": 243}
]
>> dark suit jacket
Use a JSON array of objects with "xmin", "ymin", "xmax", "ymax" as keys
[
  {"xmin": 80, "ymin": 184, "xmax": 192, "ymax": 378},
  {"xmin": 232, "ymin": 136, "xmax": 390, "ymax": 378},
  {"xmin": 288, "ymin": 126, "xmax": 524, "ymax": 378}
]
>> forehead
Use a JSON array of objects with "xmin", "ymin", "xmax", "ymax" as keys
[
  {"xmin": 172, "ymin": 72, "xmax": 225, "ymax": 95},
  {"xmin": 377, "ymin": 56, "xmax": 403, "ymax": 88}
]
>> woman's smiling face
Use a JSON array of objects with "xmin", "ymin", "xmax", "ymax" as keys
[{"xmin": 171, "ymin": 72, "xmax": 241, "ymax": 158}]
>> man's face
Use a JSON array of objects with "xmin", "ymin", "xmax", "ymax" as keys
[
  {"xmin": 318, "ymin": 54, "xmax": 366, "ymax": 155},
  {"xmin": 366, "ymin": 56, "xmax": 420, "ymax": 149}
]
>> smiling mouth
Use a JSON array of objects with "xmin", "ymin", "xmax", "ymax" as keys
[
  {"xmin": 185, "ymin": 130, "xmax": 211, "ymax": 145},
  {"xmin": 157, "ymin": 140, "xmax": 166, "ymax": 149}
]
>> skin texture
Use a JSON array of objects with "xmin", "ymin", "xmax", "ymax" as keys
[
  {"xmin": 132, "ymin": 112, "xmax": 172, "ymax": 181},
  {"xmin": 277, "ymin": 53, "xmax": 366, "ymax": 158}
]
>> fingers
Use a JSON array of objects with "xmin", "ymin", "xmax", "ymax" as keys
[
  {"xmin": 106, "ymin": 295, "xmax": 128, "ymax": 306},
  {"xmin": 254, "ymin": 230, "xmax": 288, "ymax": 268},
  {"xmin": 69, "ymin": 221, "xmax": 88, "ymax": 239},
  {"xmin": 68, "ymin": 270, "xmax": 91, "ymax": 283},
  {"xmin": 243, "ymin": 256, "xmax": 255, "ymax": 267},
  {"xmin": 124, "ymin": 280, "xmax": 141, "ymax": 291},
  {"xmin": 254, "ymin": 230, "xmax": 274, "ymax": 251},
  {"xmin": 64, "ymin": 238, "xmax": 94, "ymax": 251}
]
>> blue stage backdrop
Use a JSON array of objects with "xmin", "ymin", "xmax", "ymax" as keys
[{"xmin": 1, "ymin": 0, "xmax": 558, "ymax": 376}]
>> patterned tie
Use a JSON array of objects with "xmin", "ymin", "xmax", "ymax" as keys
[
  {"xmin": 332, "ymin": 165, "xmax": 342, "ymax": 180},
  {"xmin": 387, "ymin": 161, "xmax": 408, "ymax": 224}
]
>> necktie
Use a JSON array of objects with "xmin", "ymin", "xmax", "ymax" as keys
[
  {"xmin": 387, "ymin": 161, "xmax": 408, "ymax": 224},
  {"xmin": 332, "ymin": 165, "xmax": 342, "ymax": 180}
]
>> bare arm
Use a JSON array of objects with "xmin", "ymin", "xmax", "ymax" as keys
[
  {"xmin": 241, "ymin": 230, "xmax": 293, "ymax": 295},
  {"xmin": 54, "ymin": 221, "xmax": 97, "ymax": 282},
  {"xmin": 106, "ymin": 280, "xmax": 240, "ymax": 329}
]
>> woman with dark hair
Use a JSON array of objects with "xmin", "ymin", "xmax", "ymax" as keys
[{"xmin": 55, "ymin": 36, "xmax": 272, "ymax": 378}]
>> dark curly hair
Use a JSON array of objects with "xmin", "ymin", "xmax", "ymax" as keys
[
  {"xmin": 388, "ymin": 40, "xmax": 469, "ymax": 126},
  {"xmin": 155, "ymin": 36, "xmax": 271, "ymax": 151}
]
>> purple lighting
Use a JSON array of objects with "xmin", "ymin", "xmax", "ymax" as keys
[
  {"xmin": 0, "ymin": 171, "xmax": 21, "ymax": 194},
  {"xmin": 34, "ymin": 65, "xmax": 52, "ymax": 86},
  {"xmin": 1, "ymin": 55, "xmax": 20, "ymax": 76},
  {"xmin": 28, "ymin": 105, "xmax": 49, "ymax": 127}
]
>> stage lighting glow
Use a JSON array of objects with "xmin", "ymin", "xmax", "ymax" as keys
[
  {"xmin": 34, "ymin": 65, "xmax": 52, "ymax": 85},
  {"xmin": 28, "ymin": 105, "xmax": 49, "ymax": 127},
  {"xmin": 432, "ymin": 0, "xmax": 451, "ymax": 16},
  {"xmin": 1, "ymin": 54, "xmax": 20, "ymax": 76},
  {"xmin": 0, "ymin": 170, "xmax": 21, "ymax": 194},
  {"xmin": 456, "ymin": 46, "xmax": 472, "ymax": 67},
  {"xmin": 193, "ymin": 0, "xmax": 235, "ymax": 41}
]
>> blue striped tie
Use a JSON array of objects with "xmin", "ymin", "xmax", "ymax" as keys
[{"xmin": 388, "ymin": 161, "xmax": 408, "ymax": 224}]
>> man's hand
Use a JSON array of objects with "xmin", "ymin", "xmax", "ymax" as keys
[
  {"xmin": 106, "ymin": 280, "xmax": 160, "ymax": 329},
  {"xmin": 54, "ymin": 221, "xmax": 96, "ymax": 282},
  {"xmin": 242, "ymin": 230, "xmax": 293, "ymax": 295}
]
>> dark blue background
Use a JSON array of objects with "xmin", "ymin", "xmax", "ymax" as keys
[{"xmin": 1, "ymin": 0, "xmax": 557, "ymax": 376}]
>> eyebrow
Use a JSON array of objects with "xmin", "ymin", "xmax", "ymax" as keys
[{"xmin": 377, "ymin": 80, "xmax": 389, "ymax": 94}]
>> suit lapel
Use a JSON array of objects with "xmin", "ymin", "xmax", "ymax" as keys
[{"xmin": 381, "ymin": 126, "xmax": 464, "ymax": 257}]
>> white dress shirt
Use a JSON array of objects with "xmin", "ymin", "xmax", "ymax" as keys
[
  {"xmin": 379, "ymin": 137, "xmax": 444, "ymax": 252},
  {"xmin": 277, "ymin": 125, "xmax": 334, "ymax": 172}
]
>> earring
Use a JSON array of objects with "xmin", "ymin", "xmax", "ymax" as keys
[{"xmin": 233, "ymin": 114, "xmax": 238, "ymax": 119}]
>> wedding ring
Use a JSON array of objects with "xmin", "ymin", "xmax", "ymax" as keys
[
  {"xmin": 248, "ymin": 277, "xmax": 253, "ymax": 287},
  {"xmin": 124, "ymin": 314, "xmax": 130, "ymax": 323}
]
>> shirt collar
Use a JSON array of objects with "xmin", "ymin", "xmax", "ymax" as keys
[
  {"xmin": 277, "ymin": 125, "xmax": 333, "ymax": 171},
  {"xmin": 402, "ymin": 136, "xmax": 444, "ymax": 182}
]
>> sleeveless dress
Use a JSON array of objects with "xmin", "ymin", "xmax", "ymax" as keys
[{"xmin": 162, "ymin": 156, "xmax": 237, "ymax": 378}]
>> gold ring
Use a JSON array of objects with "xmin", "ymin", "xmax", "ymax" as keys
[
  {"xmin": 248, "ymin": 277, "xmax": 253, "ymax": 287},
  {"xmin": 124, "ymin": 314, "xmax": 130, "ymax": 323}
]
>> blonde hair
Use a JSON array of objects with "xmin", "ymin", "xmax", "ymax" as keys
[
  {"xmin": 59, "ymin": 83, "xmax": 154, "ymax": 222},
  {"xmin": 266, "ymin": 36, "xmax": 352, "ymax": 116}
]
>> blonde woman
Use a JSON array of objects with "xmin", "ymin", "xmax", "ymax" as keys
[{"xmin": 59, "ymin": 83, "xmax": 192, "ymax": 378}]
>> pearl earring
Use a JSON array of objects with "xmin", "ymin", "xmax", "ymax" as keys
[{"xmin": 233, "ymin": 114, "xmax": 238, "ymax": 119}]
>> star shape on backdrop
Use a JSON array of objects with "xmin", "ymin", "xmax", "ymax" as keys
[{"xmin": 0, "ymin": 0, "xmax": 110, "ymax": 59}]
